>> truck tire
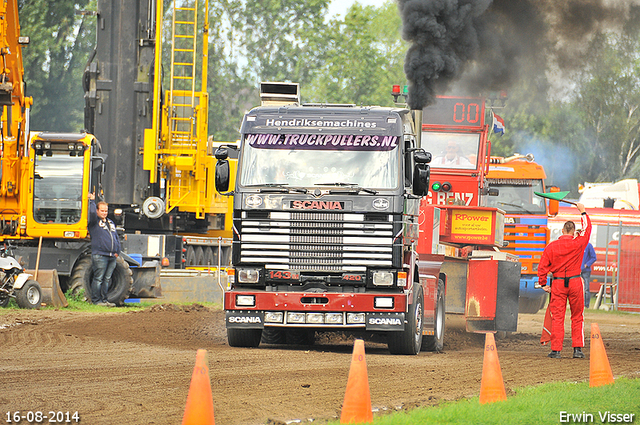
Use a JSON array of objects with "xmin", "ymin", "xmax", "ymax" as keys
[
  {"xmin": 261, "ymin": 328, "xmax": 287, "ymax": 344},
  {"xmin": 518, "ymin": 297, "xmax": 543, "ymax": 314},
  {"xmin": 227, "ymin": 328, "xmax": 262, "ymax": 347},
  {"xmin": 286, "ymin": 329, "xmax": 315, "ymax": 346},
  {"xmin": 68, "ymin": 256, "xmax": 133, "ymax": 306},
  {"xmin": 422, "ymin": 279, "xmax": 445, "ymax": 352},
  {"xmin": 388, "ymin": 284, "xmax": 424, "ymax": 355},
  {"xmin": 15, "ymin": 280, "xmax": 42, "ymax": 309},
  {"xmin": 185, "ymin": 246, "xmax": 196, "ymax": 266},
  {"xmin": 195, "ymin": 246, "xmax": 205, "ymax": 266},
  {"xmin": 204, "ymin": 247, "xmax": 215, "ymax": 266}
]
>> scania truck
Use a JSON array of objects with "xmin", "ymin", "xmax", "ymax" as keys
[{"xmin": 215, "ymin": 84, "xmax": 520, "ymax": 354}]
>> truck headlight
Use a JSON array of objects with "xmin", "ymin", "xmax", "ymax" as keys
[
  {"xmin": 235, "ymin": 295, "xmax": 255, "ymax": 307},
  {"xmin": 287, "ymin": 312, "xmax": 305, "ymax": 324},
  {"xmin": 374, "ymin": 297, "xmax": 394, "ymax": 308},
  {"xmin": 237, "ymin": 269, "xmax": 260, "ymax": 284},
  {"xmin": 306, "ymin": 313, "xmax": 325, "ymax": 324},
  {"xmin": 265, "ymin": 312, "xmax": 284, "ymax": 323},
  {"xmin": 347, "ymin": 313, "xmax": 365, "ymax": 324},
  {"xmin": 372, "ymin": 270, "xmax": 394, "ymax": 286}
]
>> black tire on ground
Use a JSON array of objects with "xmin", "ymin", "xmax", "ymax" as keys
[
  {"xmin": 227, "ymin": 328, "xmax": 262, "ymax": 347},
  {"xmin": 0, "ymin": 272, "xmax": 10, "ymax": 307},
  {"xmin": 286, "ymin": 329, "xmax": 315, "ymax": 346},
  {"xmin": 185, "ymin": 246, "xmax": 196, "ymax": 267},
  {"xmin": 422, "ymin": 278, "xmax": 445, "ymax": 352},
  {"xmin": 68, "ymin": 255, "xmax": 133, "ymax": 306},
  {"xmin": 204, "ymin": 247, "xmax": 215, "ymax": 266},
  {"xmin": 261, "ymin": 328, "xmax": 287, "ymax": 344},
  {"xmin": 15, "ymin": 280, "xmax": 42, "ymax": 309},
  {"xmin": 388, "ymin": 283, "xmax": 424, "ymax": 355},
  {"xmin": 195, "ymin": 246, "xmax": 205, "ymax": 266},
  {"xmin": 518, "ymin": 297, "xmax": 544, "ymax": 314}
]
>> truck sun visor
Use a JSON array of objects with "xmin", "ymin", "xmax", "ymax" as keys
[{"xmin": 245, "ymin": 133, "xmax": 399, "ymax": 151}]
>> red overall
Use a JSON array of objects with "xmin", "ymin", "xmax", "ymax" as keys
[{"xmin": 538, "ymin": 213, "xmax": 592, "ymax": 352}]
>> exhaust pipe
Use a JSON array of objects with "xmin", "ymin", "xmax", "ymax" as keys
[{"xmin": 412, "ymin": 109, "xmax": 423, "ymax": 149}]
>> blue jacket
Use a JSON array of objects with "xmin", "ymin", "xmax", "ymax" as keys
[
  {"xmin": 88, "ymin": 199, "xmax": 121, "ymax": 256},
  {"xmin": 581, "ymin": 243, "xmax": 596, "ymax": 270}
]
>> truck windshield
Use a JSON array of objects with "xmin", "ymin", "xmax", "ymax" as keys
[
  {"xmin": 486, "ymin": 179, "xmax": 547, "ymax": 214},
  {"xmin": 33, "ymin": 153, "xmax": 84, "ymax": 224},
  {"xmin": 239, "ymin": 133, "xmax": 400, "ymax": 189},
  {"xmin": 422, "ymin": 131, "xmax": 480, "ymax": 170}
]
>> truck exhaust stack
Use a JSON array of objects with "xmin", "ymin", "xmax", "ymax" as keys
[{"xmin": 412, "ymin": 109, "xmax": 423, "ymax": 149}]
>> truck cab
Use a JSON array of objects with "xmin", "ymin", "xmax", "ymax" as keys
[{"xmin": 215, "ymin": 83, "xmax": 437, "ymax": 354}]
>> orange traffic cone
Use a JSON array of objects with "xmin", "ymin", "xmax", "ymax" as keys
[
  {"xmin": 589, "ymin": 323, "xmax": 614, "ymax": 387},
  {"xmin": 340, "ymin": 339, "xmax": 373, "ymax": 424},
  {"xmin": 182, "ymin": 349, "xmax": 215, "ymax": 425},
  {"xmin": 479, "ymin": 333, "xmax": 507, "ymax": 404}
]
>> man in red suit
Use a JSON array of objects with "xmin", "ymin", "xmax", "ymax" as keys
[{"xmin": 538, "ymin": 202, "xmax": 591, "ymax": 359}]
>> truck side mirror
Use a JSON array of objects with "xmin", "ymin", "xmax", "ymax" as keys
[
  {"xmin": 215, "ymin": 147, "xmax": 229, "ymax": 160},
  {"xmin": 414, "ymin": 150, "xmax": 431, "ymax": 164},
  {"xmin": 413, "ymin": 164, "xmax": 430, "ymax": 197},
  {"xmin": 215, "ymin": 159, "xmax": 230, "ymax": 193},
  {"xmin": 548, "ymin": 186, "xmax": 560, "ymax": 217}
]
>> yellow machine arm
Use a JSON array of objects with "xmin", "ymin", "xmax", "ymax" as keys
[{"xmin": 143, "ymin": 0, "xmax": 227, "ymax": 220}]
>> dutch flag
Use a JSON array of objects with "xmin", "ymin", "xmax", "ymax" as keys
[{"xmin": 493, "ymin": 114, "xmax": 505, "ymax": 135}]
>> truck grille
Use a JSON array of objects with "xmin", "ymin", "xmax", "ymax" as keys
[{"xmin": 238, "ymin": 211, "xmax": 394, "ymax": 272}]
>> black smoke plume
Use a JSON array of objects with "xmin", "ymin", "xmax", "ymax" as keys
[{"xmin": 398, "ymin": 0, "xmax": 640, "ymax": 110}]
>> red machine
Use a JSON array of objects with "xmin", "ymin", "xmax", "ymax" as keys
[
  {"xmin": 421, "ymin": 96, "xmax": 492, "ymax": 207},
  {"xmin": 417, "ymin": 95, "xmax": 520, "ymax": 333}
]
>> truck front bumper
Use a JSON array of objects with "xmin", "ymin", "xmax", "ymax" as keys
[{"xmin": 224, "ymin": 290, "xmax": 408, "ymax": 331}]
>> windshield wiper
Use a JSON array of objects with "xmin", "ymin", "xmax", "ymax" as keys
[
  {"xmin": 314, "ymin": 182, "xmax": 377, "ymax": 195},
  {"xmin": 498, "ymin": 202, "xmax": 534, "ymax": 214},
  {"xmin": 244, "ymin": 183, "xmax": 308, "ymax": 194}
]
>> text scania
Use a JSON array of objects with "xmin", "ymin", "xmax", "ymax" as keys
[
  {"xmin": 228, "ymin": 316, "xmax": 262, "ymax": 324},
  {"xmin": 369, "ymin": 318, "xmax": 402, "ymax": 325},
  {"xmin": 264, "ymin": 118, "xmax": 377, "ymax": 128},
  {"xmin": 246, "ymin": 133, "xmax": 398, "ymax": 149},
  {"xmin": 292, "ymin": 200, "xmax": 343, "ymax": 210}
]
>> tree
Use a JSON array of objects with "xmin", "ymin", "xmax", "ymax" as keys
[
  {"xmin": 574, "ymin": 33, "xmax": 640, "ymax": 182},
  {"xmin": 19, "ymin": 0, "xmax": 94, "ymax": 132},
  {"xmin": 305, "ymin": 1, "xmax": 407, "ymax": 106}
]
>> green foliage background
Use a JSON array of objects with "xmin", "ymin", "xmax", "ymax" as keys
[{"xmin": 16, "ymin": 0, "xmax": 640, "ymax": 194}]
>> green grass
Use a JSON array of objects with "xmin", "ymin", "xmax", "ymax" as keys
[
  {"xmin": 331, "ymin": 378, "xmax": 640, "ymax": 425},
  {"xmin": 0, "ymin": 286, "xmax": 222, "ymax": 314}
]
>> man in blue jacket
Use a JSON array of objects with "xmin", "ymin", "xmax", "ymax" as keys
[
  {"xmin": 87, "ymin": 193, "xmax": 121, "ymax": 306},
  {"xmin": 582, "ymin": 242, "xmax": 596, "ymax": 308}
]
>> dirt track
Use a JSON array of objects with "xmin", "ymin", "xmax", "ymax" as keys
[{"xmin": 0, "ymin": 305, "xmax": 639, "ymax": 425}]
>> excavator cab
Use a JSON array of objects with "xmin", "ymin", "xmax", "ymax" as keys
[{"xmin": 26, "ymin": 132, "xmax": 99, "ymax": 239}]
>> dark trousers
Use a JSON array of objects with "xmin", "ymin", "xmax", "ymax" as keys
[
  {"xmin": 581, "ymin": 268, "xmax": 592, "ymax": 308},
  {"xmin": 91, "ymin": 254, "xmax": 117, "ymax": 304}
]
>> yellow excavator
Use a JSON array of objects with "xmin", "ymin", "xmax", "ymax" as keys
[{"xmin": 0, "ymin": 0, "xmax": 105, "ymax": 307}]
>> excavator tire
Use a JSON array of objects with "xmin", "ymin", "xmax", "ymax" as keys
[{"xmin": 68, "ymin": 255, "xmax": 133, "ymax": 306}]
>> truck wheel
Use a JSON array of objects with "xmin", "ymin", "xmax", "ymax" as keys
[
  {"xmin": 227, "ymin": 328, "xmax": 262, "ymax": 347},
  {"xmin": 388, "ymin": 284, "xmax": 424, "ymax": 355},
  {"xmin": 422, "ymin": 279, "xmax": 445, "ymax": 352},
  {"xmin": 518, "ymin": 297, "xmax": 543, "ymax": 314},
  {"xmin": 68, "ymin": 256, "xmax": 133, "ymax": 306},
  {"xmin": 15, "ymin": 280, "xmax": 42, "ymax": 309},
  {"xmin": 195, "ymin": 246, "xmax": 205, "ymax": 266},
  {"xmin": 185, "ymin": 246, "xmax": 196, "ymax": 266},
  {"xmin": 286, "ymin": 329, "xmax": 315, "ymax": 346},
  {"xmin": 0, "ymin": 297, "xmax": 9, "ymax": 308},
  {"xmin": 204, "ymin": 247, "xmax": 215, "ymax": 266},
  {"xmin": 261, "ymin": 328, "xmax": 287, "ymax": 344}
]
